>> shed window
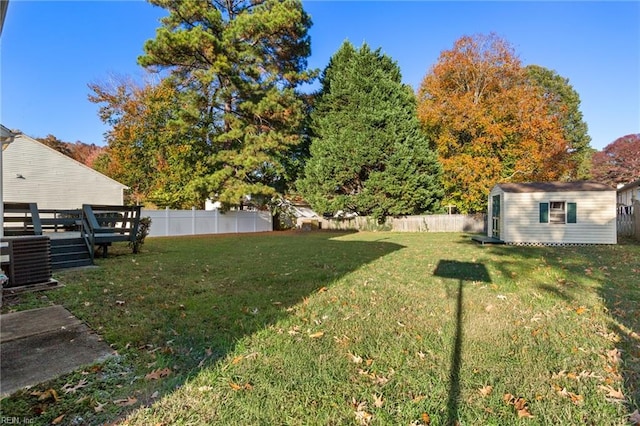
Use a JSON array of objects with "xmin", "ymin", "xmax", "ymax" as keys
[
  {"xmin": 550, "ymin": 201, "xmax": 565, "ymax": 224},
  {"xmin": 540, "ymin": 201, "xmax": 577, "ymax": 224}
]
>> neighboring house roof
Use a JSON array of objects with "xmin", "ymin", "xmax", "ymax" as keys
[
  {"xmin": 10, "ymin": 132, "xmax": 127, "ymax": 189},
  {"xmin": 616, "ymin": 178, "xmax": 640, "ymax": 194},
  {"xmin": 495, "ymin": 181, "xmax": 614, "ymax": 193},
  {"xmin": 290, "ymin": 205, "xmax": 319, "ymax": 218}
]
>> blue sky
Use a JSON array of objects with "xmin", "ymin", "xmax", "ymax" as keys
[{"xmin": 1, "ymin": 1, "xmax": 638, "ymax": 151}]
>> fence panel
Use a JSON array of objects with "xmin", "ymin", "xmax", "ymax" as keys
[
  {"xmin": 318, "ymin": 214, "xmax": 487, "ymax": 233},
  {"xmin": 617, "ymin": 204, "xmax": 634, "ymax": 237},
  {"xmin": 141, "ymin": 208, "xmax": 272, "ymax": 237}
]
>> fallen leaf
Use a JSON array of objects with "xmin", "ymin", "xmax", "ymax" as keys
[
  {"xmin": 317, "ymin": 287, "xmax": 328, "ymax": 293},
  {"xmin": 421, "ymin": 412, "xmax": 431, "ymax": 424},
  {"xmin": 599, "ymin": 385, "xmax": 625, "ymax": 400},
  {"xmin": 62, "ymin": 378, "xmax": 88, "ymax": 394},
  {"xmin": 94, "ymin": 401, "xmax": 106, "ymax": 413},
  {"xmin": 575, "ymin": 306, "xmax": 586, "ymax": 315},
  {"xmin": 513, "ymin": 397, "xmax": 527, "ymax": 411},
  {"xmin": 629, "ymin": 409, "xmax": 640, "ymax": 425},
  {"xmin": 354, "ymin": 400, "xmax": 372, "ymax": 425},
  {"xmin": 288, "ymin": 326, "xmax": 300, "ymax": 336},
  {"xmin": 555, "ymin": 387, "xmax": 583, "ymax": 405},
  {"xmin": 372, "ymin": 393, "xmax": 384, "ymax": 408},
  {"xmin": 607, "ymin": 348, "xmax": 622, "ymax": 364},
  {"xmin": 35, "ymin": 388, "xmax": 60, "ymax": 402},
  {"xmin": 517, "ymin": 407, "xmax": 534, "ymax": 418},
  {"xmin": 52, "ymin": 414, "xmax": 65, "ymax": 424},
  {"xmin": 349, "ymin": 353, "xmax": 363, "ymax": 364},
  {"xmin": 231, "ymin": 356, "xmax": 243, "ymax": 365},
  {"xmin": 75, "ymin": 396, "xmax": 89, "ymax": 404},
  {"xmin": 309, "ymin": 331, "xmax": 324, "ymax": 339},
  {"xmin": 479, "ymin": 385, "xmax": 493, "ymax": 397},
  {"xmin": 229, "ymin": 381, "xmax": 252, "ymax": 391},
  {"xmin": 146, "ymin": 367, "xmax": 172, "ymax": 380},
  {"xmin": 114, "ymin": 396, "xmax": 137, "ymax": 406},
  {"xmin": 504, "ymin": 394, "xmax": 534, "ymax": 418}
]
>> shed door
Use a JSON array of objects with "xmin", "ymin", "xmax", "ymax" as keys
[{"xmin": 491, "ymin": 195, "xmax": 500, "ymax": 238}]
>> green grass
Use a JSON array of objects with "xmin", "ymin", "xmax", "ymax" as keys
[{"xmin": 1, "ymin": 231, "xmax": 639, "ymax": 425}]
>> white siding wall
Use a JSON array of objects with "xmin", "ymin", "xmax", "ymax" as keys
[
  {"xmin": 502, "ymin": 190, "xmax": 616, "ymax": 244},
  {"xmin": 2, "ymin": 135, "xmax": 125, "ymax": 209}
]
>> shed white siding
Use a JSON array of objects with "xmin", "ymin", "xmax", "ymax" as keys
[
  {"xmin": 2, "ymin": 134, "xmax": 126, "ymax": 209},
  {"xmin": 488, "ymin": 183, "xmax": 616, "ymax": 244}
]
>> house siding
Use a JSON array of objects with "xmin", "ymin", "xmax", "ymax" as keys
[
  {"xmin": 3, "ymin": 134, "xmax": 126, "ymax": 209},
  {"xmin": 617, "ymin": 182, "xmax": 640, "ymax": 207},
  {"xmin": 501, "ymin": 190, "xmax": 616, "ymax": 244}
]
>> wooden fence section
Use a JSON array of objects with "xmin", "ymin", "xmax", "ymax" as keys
[
  {"xmin": 617, "ymin": 201, "xmax": 640, "ymax": 240},
  {"xmin": 317, "ymin": 214, "xmax": 487, "ymax": 233},
  {"xmin": 618, "ymin": 212, "xmax": 634, "ymax": 237}
]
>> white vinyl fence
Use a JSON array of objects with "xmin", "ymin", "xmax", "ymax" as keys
[{"xmin": 142, "ymin": 208, "xmax": 272, "ymax": 237}]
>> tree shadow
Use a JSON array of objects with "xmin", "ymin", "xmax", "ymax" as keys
[
  {"xmin": 0, "ymin": 230, "xmax": 406, "ymax": 423},
  {"xmin": 434, "ymin": 260, "xmax": 491, "ymax": 426},
  {"xmin": 487, "ymin": 241, "xmax": 640, "ymax": 411}
]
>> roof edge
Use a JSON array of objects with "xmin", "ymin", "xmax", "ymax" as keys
[
  {"xmin": 12, "ymin": 133, "xmax": 128, "ymax": 190},
  {"xmin": 494, "ymin": 181, "xmax": 615, "ymax": 193}
]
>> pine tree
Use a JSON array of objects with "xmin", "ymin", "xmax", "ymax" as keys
[
  {"xmin": 138, "ymin": 0, "xmax": 315, "ymax": 207},
  {"xmin": 298, "ymin": 42, "xmax": 443, "ymax": 222}
]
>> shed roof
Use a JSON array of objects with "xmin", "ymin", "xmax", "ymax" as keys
[{"xmin": 495, "ymin": 181, "xmax": 614, "ymax": 193}]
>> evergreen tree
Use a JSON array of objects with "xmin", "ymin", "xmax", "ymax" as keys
[
  {"xmin": 298, "ymin": 42, "xmax": 443, "ymax": 221},
  {"xmin": 138, "ymin": 0, "xmax": 315, "ymax": 208},
  {"xmin": 526, "ymin": 65, "xmax": 594, "ymax": 180}
]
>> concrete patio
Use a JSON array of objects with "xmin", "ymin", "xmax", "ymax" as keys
[{"xmin": 1, "ymin": 305, "xmax": 114, "ymax": 397}]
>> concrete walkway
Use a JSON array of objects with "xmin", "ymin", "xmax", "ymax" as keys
[{"xmin": 1, "ymin": 305, "xmax": 114, "ymax": 397}]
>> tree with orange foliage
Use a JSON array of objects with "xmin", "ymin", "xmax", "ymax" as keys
[
  {"xmin": 417, "ymin": 33, "xmax": 573, "ymax": 213},
  {"xmin": 89, "ymin": 77, "xmax": 210, "ymax": 207}
]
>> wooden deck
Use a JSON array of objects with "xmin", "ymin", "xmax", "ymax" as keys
[
  {"xmin": 3, "ymin": 203, "xmax": 142, "ymax": 273},
  {"xmin": 471, "ymin": 235, "xmax": 505, "ymax": 245}
]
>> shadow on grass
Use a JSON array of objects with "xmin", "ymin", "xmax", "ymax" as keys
[
  {"xmin": 487, "ymin": 240, "xmax": 640, "ymax": 411},
  {"xmin": 434, "ymin": 260, "xmax": 491, "ymax": 426},
  {"xmin": 0, "ymin": 230, "xmax": 405, "ymax": 423}
]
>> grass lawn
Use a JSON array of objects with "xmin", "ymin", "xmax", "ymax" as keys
[{"xmin": 1, "ymin": 231, "xmax": 639, "ymax": 425}]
